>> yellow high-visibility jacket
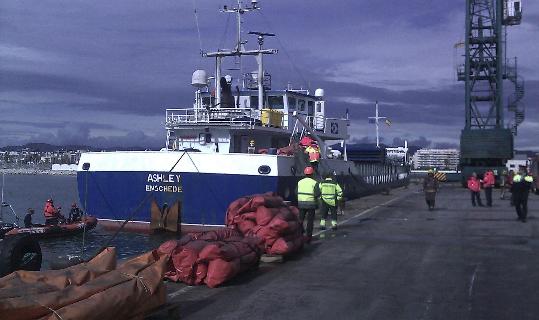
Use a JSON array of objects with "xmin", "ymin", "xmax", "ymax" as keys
[
  {"xmin": 297, "ymin": 177, "xmax": 320, "ymax": 209},
  {"xmin": 320, "ymin": 178, "xmax": 343, "ymax": 207}
]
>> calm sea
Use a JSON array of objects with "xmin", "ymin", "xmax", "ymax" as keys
[{"xmin": 0, "ymin": 174, "xmax": 177, "ymax": 268}]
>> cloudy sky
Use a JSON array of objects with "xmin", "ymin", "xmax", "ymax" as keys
[{"xmin": 1, "ymin": 0, "xmax": 538, "ymax": 149}]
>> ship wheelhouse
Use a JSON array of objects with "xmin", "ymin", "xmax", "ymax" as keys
[{"xmin": 165, "ymin": 87, "xmax": 349, "ymax": 156}]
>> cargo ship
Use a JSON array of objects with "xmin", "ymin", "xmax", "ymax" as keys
[{"xmin": 77, "ymin": 1, "xmax": 409, "ymax": 232}]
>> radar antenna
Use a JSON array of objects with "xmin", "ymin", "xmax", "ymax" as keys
[{"xmin": 248, "ymin": 31, "xmax": 275, "ymax": 49}]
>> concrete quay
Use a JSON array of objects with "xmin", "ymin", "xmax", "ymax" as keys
[{"xmin": 149, "ymin": 183, "xmax": 539, "ymax": 320}]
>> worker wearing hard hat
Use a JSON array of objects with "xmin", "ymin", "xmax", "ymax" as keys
[
  {"xmin": 423, "ymin": 170, "xmax": 439, "ymax": 210},
  {"xmin": 511, "ymin": 168, "xmax": 535, "ymax": 222},
  {"xmin": 467, "ymin": 173, "xmax": 483, "ymax": 207},
  {"xmin": 319, "ymin": 173, "xmax": 344, "ymax": 230},
  {"xmin": 305, "ymin": 142, "xmax": 321, "ymax": 165},
  {"xmin": 481, "ymin": 169, "xmax": 495, "ymax": 207},
  {"xmin": 296, "ymin": 166, "xmax": 320, "ymax": 243},
  {"xmin": 43, "ymin": 198, "xmax": 64, "ymax": 225}
]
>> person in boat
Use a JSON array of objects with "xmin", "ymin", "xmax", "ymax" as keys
[
  {"xmin": 319, "ymin": 173, "xmax": 344, "ymax": 230},
  {"xmin": 68, "ymin": 202, "xmax": 83, "ymax": 223},
  {"xmin": 43, "ymin": 199, "xmax": 64, "ymax": 225},
  {"xmin": 296, "ymin": 166, "xmax": 320, "ymax": 243},
  {"xmin": 24, "ymin": 208, "xmax": 36, "ymax": 228}
]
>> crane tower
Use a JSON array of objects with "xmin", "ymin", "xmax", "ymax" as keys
[{"xmin": 457, "ymin": 0, "xmax": 524, "ymax": 183}]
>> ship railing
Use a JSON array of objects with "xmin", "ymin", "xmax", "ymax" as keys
[
  {"xmin": 166, "ymin": 108, "xmax": 260, "ymax": 127},
  {"xmin": 304, "ymin": 115, "xmax": 326, "ymax": 131}
]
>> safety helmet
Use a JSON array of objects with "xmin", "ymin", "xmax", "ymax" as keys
[
  {"xmin": 304, "ymin": 166, "xmax": 314, "ymax": 175},
  {"xmin": 47, "ymin": 199, "xmax": 53, "ymax": 203}
]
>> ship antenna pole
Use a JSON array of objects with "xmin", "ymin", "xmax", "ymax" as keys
[
  {"xmin": 368, "ymin": 101, "xmax": 386, "ymax": 148},
  {"xmin": 375, "ymin": 102, "xmax": 380, "ymax": 148},
  {"xmin": 220, "ymin": 1, "xmax": 259, "ymax": 89},
  {"xmin": 236, "ymin": 0, "xmax": 242, "ymax": 53},
  {"xmin": 0, "ymin": 173, "xmax": 4, "ymax": 221}
]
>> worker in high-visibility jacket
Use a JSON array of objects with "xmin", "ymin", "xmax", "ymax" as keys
[
  {"xmin": 511, "ymin": 169, "xmax": 535, "ymax": 222},
  {"xmin": 305, "ymin": 143, "xmax": 320, "ymax": 165},
  {"xmin": 319, "ymin": 173, "xmax": 343, "ymax": 230},
  {"xmin": 296, "ymin": 166, "xmax": 320, "ymax": 243}
]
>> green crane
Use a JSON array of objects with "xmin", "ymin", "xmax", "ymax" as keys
[{"xmin": 457, "ymin": 0, "xmax": 524, "ymax": 185}]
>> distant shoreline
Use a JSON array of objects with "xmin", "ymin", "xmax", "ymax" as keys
[{"xmin": 0, "ymin": 168, "xmax": 76, "ymax": 176}]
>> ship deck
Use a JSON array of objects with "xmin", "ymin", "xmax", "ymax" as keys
[{"xmin": 148, "ymin": 183, "xmax": 539, "ymax": 320}]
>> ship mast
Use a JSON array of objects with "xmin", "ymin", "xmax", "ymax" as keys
[
  {"xmin": 204, "ymin": 0, "xmax": 277, "ymax": 108},
  {"xmin": 368, "ymin": 101, "xmax": 387, "ymax": 148}
]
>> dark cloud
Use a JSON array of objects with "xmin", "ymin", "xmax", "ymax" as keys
[
  {"xmin": 433, "ymin": 142, "xmax": 459, "ymax": 149},
  {"xmin": 2, "ymin": 120, "xmax": 114, "ymax": 130},
  {"xmin": 0, "ymin": 69, "xmax": 191, "ymax": 116},
  {"xmin": 84, "ymin": 131, "xmax": 162, "ymax": 150},
  {"xmin": 29, "ymin": 125, "xmax": 162, "ymax": 150},
  {"xmin": 0, "ymin": 0, "xmax": 537, "ymax": 150},
  {"xmin": 320, "ymin": 81, "xmax": 464, "ymax": 125},
  {"xmin": 392, "ymin": 136, "xmax": 432, "ymax": 148},
  {"xmin": 350, "ymin": 136, "xmax": 384, "ymax": 144}
]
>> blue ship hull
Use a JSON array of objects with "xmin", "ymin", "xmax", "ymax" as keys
[
  {"xmin": 76, "ymin": 151, "xmax": 409, "ymax": 232},
  {"xmin": 77, "ymin": 171, "xmax": 295, "ymax": 227},
  {"xmin": 77, "ymin": 170, "xmax": 408, "ymax": 231}
]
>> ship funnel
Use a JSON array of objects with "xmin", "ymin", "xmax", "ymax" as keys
[{"xmin": 192, "ymin": 70, "xmax": 208, "ymax": 88}]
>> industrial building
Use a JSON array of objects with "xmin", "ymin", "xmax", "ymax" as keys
[{"xmin": 412, "ymin": 149, "xmax": 460, "ymax": 170}]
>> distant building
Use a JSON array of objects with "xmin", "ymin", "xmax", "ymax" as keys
[
  {"xmin": 386, "ymin": 147, "xmax": 409, "ymax": 164},
  {"xmin": 506, "ymin": 154, "xmax": 529, "ymax": 173},
  {"xmin": 413, "ymin": 149, "xmax": 459, "ymax": 170},
  {"xmin": 51, "ymin": 164, "xmax": 78, "ymax": 171}
]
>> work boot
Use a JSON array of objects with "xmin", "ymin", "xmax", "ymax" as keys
[
  {"xmin": 319, "ymin": 219, "xmax": 326, "ymax": 230},
  {"xmin": 331, "ymin": 220, "xmax": 338, "ymax": 230}
]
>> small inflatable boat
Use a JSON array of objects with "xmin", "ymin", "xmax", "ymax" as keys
[{"xmin": 4, "ymin": 216, "xmax": 98, "ymax": 239}]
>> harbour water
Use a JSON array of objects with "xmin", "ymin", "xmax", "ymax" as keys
[{"xmin": 1, "ymin": 174, "xmax": 176, "ymax": 268}]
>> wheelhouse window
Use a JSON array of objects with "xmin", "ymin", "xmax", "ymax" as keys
[
  {"xmin": 308, "ymin": 100, "xmax": 314, "ymax": 115},
  {"xmin": 268, "ymin": 96, "xmax": 284, "ymax": 109},
  {"xmin": 287, "ymin": 97, "xmax": 296, "ymax": 110},
  {"xmin": 202, "ymin": 97, "xmax": 215, "ymax": 107},
  {"xmin": 298, "ymin": 99, "xmax": 305, "ymax": 112},
  {"xmin": 250, "ymin": 96, "xmax": 259, "ymax": 109}
]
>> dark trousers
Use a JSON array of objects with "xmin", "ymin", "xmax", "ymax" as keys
[
  {"xmin": 514, "ymin": 196, "xmax": 529, "ymax": 220},
  {"xmin": 425, "ymin": 192, "xmax": 436, "ymax": 209},
  {"xmin": 45, "ymin": 217, "xmax": 59, "ymax": 225},
  {"xmin": 320, "ymin": 201, "xmax": 337, "ymax": 222},
  {"xmin": 299, "ymin": 208, "xmax": 315, "ymax": 239},
  {"xmin": 484, "ymin": 187, "xmax": 493, "ymax": 207},
  {"xmin": 471, "ymin": 191, "xmax": 483, "ymax": 207}
]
